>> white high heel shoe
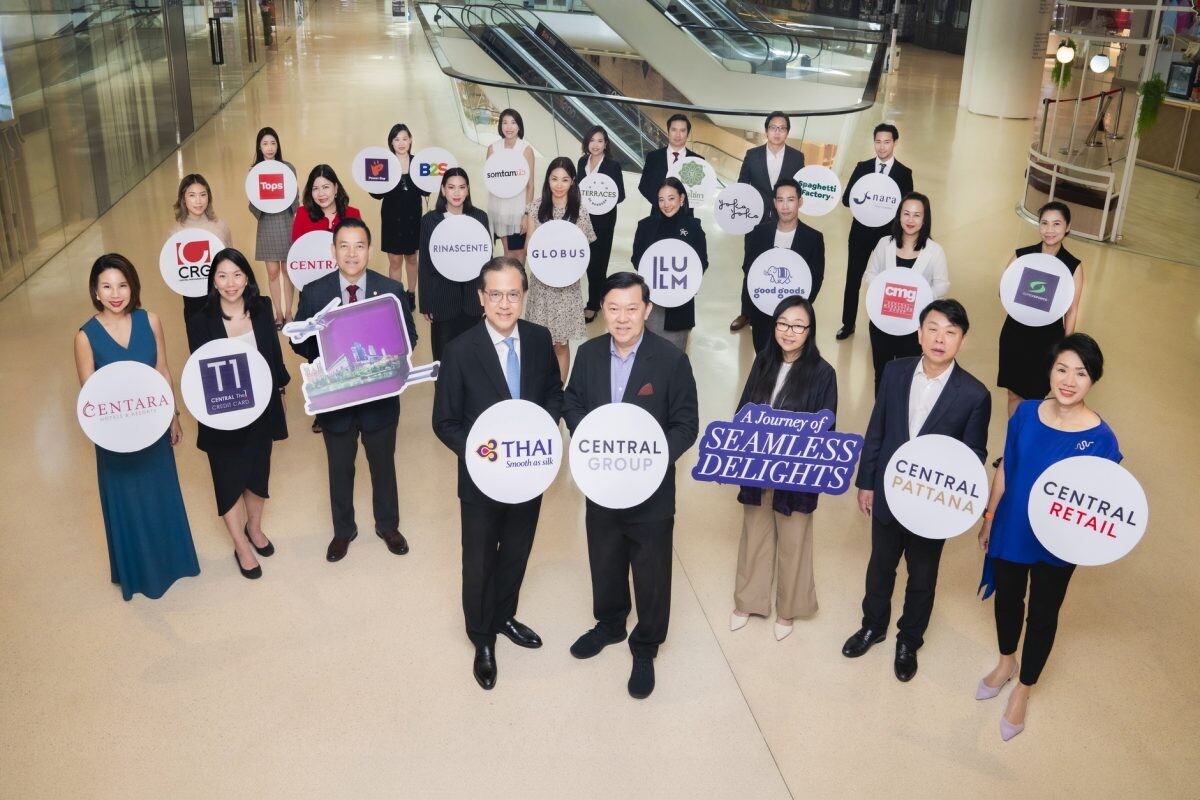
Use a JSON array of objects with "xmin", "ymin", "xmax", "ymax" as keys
[
  {"xmin": 730, "ymin": 611, "xmax": 750, "ymax": 631},
  {"xmin": 774, "ymin": 620, "xmax": 793, "ymax": 641}
]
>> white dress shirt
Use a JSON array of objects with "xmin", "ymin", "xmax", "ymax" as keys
[
  {"xmin": 765, "ymin": 145, "xmax": 786, "ymax": 188},
  {"xmin": 909, "ymin": 358, "xmax": 954, "ymax": 438},
  {"xmin": 484, "ymin": 319, "xmax": 521, "ymax": 384},
  {"xmin": 875, "ymin": 156, "xmax": 895, "ymax": 176}
]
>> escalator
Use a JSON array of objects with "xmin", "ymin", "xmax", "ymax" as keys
[{"xmin": 653, "ymin": 0, "xmax": 814, "ymax": 72}]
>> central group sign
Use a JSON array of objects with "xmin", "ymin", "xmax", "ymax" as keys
[{"xmin": 569, "ymin": 404, "xmax": 669, "ymax": 509}]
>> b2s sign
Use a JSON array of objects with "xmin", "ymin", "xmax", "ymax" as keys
[{"xmin": 410, "ymin": 147, "xmax": 459, "ymax": 193}]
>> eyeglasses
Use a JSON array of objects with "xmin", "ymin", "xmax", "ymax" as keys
[
  {"xmin": 483, "ymin": 290, "xmax": 523, "ymax": 304},
  {"xmin": 767, "ymin": 125, "xmax": 788, "ymax": 133},
  {"xmin": 775, "ymin": 321, "xmax": 810, "ymax": 334}
]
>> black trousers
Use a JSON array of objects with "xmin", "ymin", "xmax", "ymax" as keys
[
  {"xmin": 869, "ymin": 323, "xmax": 921, "ymax": 395},
  {"xmin": 585, "ymin": 217, "xmax": 616, "ymax": 312},
  {"xmin": 841, "ymin": 225, "xmax": 889, "ymax": 329},
  {"xmin": 993, "ymin": 558, "xmax": 1076, "ymax": 686},
  {"xmin": 322, "ymin": 421, "xmax": 399, "ymax": 539},
  {"xmin": 430, "ymin": 313, "xmax": 481, "ymax": 361},
  {"xmin": 585, "ymin": 506, "xmax": 674, "ymax": 658},
  {"xmin": 460, "ymin": 498, "xmax": 542, "ymax": 647},
  {"xmin": 748, "ymin": 305, "xmax": 774, "ymax": 354},
  {"xmin": 861, "ymin": 515, "xmax": 946, "ymax": 649},
  {"xmin": 739, "ymin": 270, "xmax": 755, "ymax": 319}
]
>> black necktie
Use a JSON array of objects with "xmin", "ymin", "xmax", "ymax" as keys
[{"xmin": 878, "ymin": 162, "xmax": 886, "ymax": 174}]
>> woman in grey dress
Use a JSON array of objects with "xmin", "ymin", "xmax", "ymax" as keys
[{"xmin": 249, "ymin": 127, "xmax": 298, "ymax": 326}]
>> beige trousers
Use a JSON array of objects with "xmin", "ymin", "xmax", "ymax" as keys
[{"xmin": 734, "ymin": 491, "xmax": 819, "ymax": 619}]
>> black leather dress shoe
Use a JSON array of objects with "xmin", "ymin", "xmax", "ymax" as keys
[
  {"xmin": 841, "ymin": 627, "xmax": 885, "ymax": 658},
  {"xmin": 894, "ymin": 642, "xmax": 918, "ymax": 682},
  {"xmin": 376, "ymin": 529, "xmax": 409, "ymax": 555},
  {"xmin": 244, "ymin": 523, "xmax": 274, "ymax": 557},
  {"xmin": 628, "ymin": 656, "xmax": 655, "ymax": 699},
  {"xmin": 497, "ymin": 618, "xmax": 543, "ymax": 649},
  {"xmin": 569, "ymin": 626, "xmax": 627, "ymax": 659},
  {"xmin": 234, "ymin": 552, "xmax": 262, "ymax": 580},
  {"xmin": 326, "ymin": 530, "xmax": 357, "ymax": 562},
  {"xmin": 835, "ymin": 325, "xmax": 855, "ymax": 340},
  {"xmin": 473, "ymin": 644, "xmax": 497, "ymax": 690}
]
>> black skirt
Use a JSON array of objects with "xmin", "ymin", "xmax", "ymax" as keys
[
  {"xmin": 206, "ymin": 438, "xmax": 273, "ymax": 516},
  {"xmin": 997, "ymin": 315, "xmax": 1063, "ymax": 400}
]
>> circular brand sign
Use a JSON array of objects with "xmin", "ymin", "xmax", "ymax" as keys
[
  {"xmin": 483, "ymin": 148, "xmax": 530, "ymax": 199},
  {"xmin": 865, "ymin": 267, "xmax": 935, "ymax": 336},
  {"xmin": 569, "ymin": 403, "xmax": 669, "ymax": 509},
  {"xmin": 578, "ymin": 172, "xmax": 620, "ymax": 216},
  {"xmin": 883, "ymin": 434, "xmax": 988, "ymax": 539},
  {"xmin": 159, "ymin": 229, "xmax": 225, "ymax": 298},
  {"xmin": 77, "ymin": 361, "xmax": 175, "ymax": 453},
  {"xmin": 350, "ymin": 146, "xmax": 403, "ymax": 194},
  {"xmin": 746, "ymin": 248, "xmax": 813, "ymax": 314},
  {"xmin": 671, "ymin": 156, "xmax": 719, "ymax": 208},
  {"xmin": 847, "ymin": 172, "xmax": 902, "ymax": 227},
  {"xmin": 713, "ymin": 183, "xmax": 765, "ymax": 235},
  {"xmin": 180, "ymin": 338, "xmax": 274, "ymax": 431},
  {"xmin": 527, "ymin": 220, "xmax": 590, "ymax": 288},
  {"xmin": 1028, "ymin": 456, "xmax": 1148, "ymax": 566},
  {"xmin": 999, "ymin": 253, "xmax": 1076, "ymax": 327},
  {"xmin": 636, "ymin": 238, "xmax": 703, "ymax": 308},
  {"xmin": 466, "ymin": 399, "xmax": 564, "ymax": 504},
  {"xmin": 409, "ymin": 146, "xmax": 459, "ymax": 194},
  {"xmin": 245, "ymin": 161, "xmax": 299, "ymax": 214},
  {"xmin": 286, "ymin": 231, "xmax": 337, "ymax": 290},
  {"xmin": 429, "ymin": 214, "xmax": 494, "ymax": 282},
  {"xmin": 794, "ymin": 165, "xmax": 841, "ymax": 217}
]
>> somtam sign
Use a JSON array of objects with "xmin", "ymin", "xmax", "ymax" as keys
[
  {"xmin": 1028, "ymin": 456, "xmax": 1148, "ymax": 565},
  {"xmin": 286, "ymin": 231, "xmax": 336, "ymax": 290},
  {"xmin": 77, "ymin": 361, "xmax": 175, "ymax": 452},
  {"xmin": 483, "ymin": 148, "xmax": 530, "ymax": 199},
  {"xmin": 569, "ymin": 403, "xmax": 669, "ymax": 509},
  {"xmin": 883, "ymin": 434, "xmax": 988, "ymax": 539},
  {"xmin": 467, "ymin": 399, "xmax": 563, "ymax": 504}
]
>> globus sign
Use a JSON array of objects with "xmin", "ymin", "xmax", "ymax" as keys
[{"xmin": 158, "ymin": 230, "xmax": 226, "ymax": 298}]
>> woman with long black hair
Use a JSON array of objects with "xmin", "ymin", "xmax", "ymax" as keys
[
  {"xmin": 248, "ymin": 127, "xmax": 298, "ymax": 325},
  {"xmin": 576, "ymin": 125, "xmax": 625, "ymax": 323}
]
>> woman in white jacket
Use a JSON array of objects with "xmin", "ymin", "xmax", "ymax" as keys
[{"xmin": 864, "ymin": 191, "xmax": 949, "ymax": 392}]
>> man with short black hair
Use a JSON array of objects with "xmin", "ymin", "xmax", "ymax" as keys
[{"xmin": 638, "ymin": 114, "xmax": 702, "ymax": 207}]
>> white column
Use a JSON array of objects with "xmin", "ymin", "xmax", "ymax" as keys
[{"xmin": 960, "ymin": 0, "xmax": 1054, "ymax": 119}]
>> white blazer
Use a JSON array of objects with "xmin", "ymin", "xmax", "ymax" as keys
[{"xmin": 864, "ymin": 236, "xmax": 950, "ymax": 298}]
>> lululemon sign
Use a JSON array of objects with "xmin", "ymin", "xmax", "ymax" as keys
[
  {"xmin": 883, "ymin": 434, "xmax": 988, "ymax": 539},
  {"xmin": 746, "ymin": 248, "xmax": 813, "ymax": 314},
  {"xmin": 714, "ymin": 183, "xmax": 764, "ymax": 235},
  {"xmin": 1028, "ymin": 457, "xmax": 1148, "ymax": 566},
  {"xmin": 245, "ymin": 161, "xmax": 299, "ymax": 214},
  {"xmin": 672, "ymin": 156, "xmax": 719, "ymax": 209},
  {"xmin": 636, "ymin": 239, "xmax": 703, "ymax": 308},
  {"xmin": 410, "ymin": 146, "xmax": 458, "ymax": 194},
  {"xmin": 578, "ymin": 173, "xmax": 620, "ymax": 216},
  {"xmin": 350, "ymin": 146, "xmax": 402, "ymax": 194},
  {"xmin": 466, "ymin": 400, "xmax": 563, "ymax": 504},
  {"xmin": 847, "ymin": 172, "xmax": 902, "ymax": 227},
  {"xmin": 999, "ymin": 253, "xmax": 1076, "ymax": 327},
  {"xmin": 527, "ymin": 220, "xmax": 590, "ymax": 288},
  {"xmin": 159, "ymin": 230, "xmax": 225, "ymax": 298},
  {"xmin": 794, "ymin": 165, "xmax": 841, "ymax": 217},
  {"xmin": 569, "ymin": 404, "xmax": 669, "ymax": 509},
  {"xmin": 180, "ymin": 338, "xmax": 273, "ymax": 431},
  {"xmin": 286, "ymin": 231, "xmax": 337, "ymax": 290},
  {"xmin": 428, "ymin": 214, "xmax": 494, "ymax": 282},
  {"xmin": 77, "ymin": 362, "xmax": 175, "ymax": 453},
  {"xmin": 865, "ymin": 267, "xmax": 934, "ymax": 336},
  {"xmin": 483, "ymin": 148, "xmax": 530, "ymax": 199}
]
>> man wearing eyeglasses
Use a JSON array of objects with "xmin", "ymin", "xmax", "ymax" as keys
[{"xmin": 432, "ymin": 256, "xmax": 565, "ymax": 691}]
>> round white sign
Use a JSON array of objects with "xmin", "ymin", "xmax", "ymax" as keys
[
  {"xmin": 569, "ymin": 403, "xmax": 669, "ymax": 509},
  {"xmin": 483, "ymin": 148, "xmax": 531, "ymax": 199},
  {"xmin": 713, "ymin": 183, "xmax": 765, "ymax": 235},
  {"xmin": 245, "ymin": 161, "xmax": 299, "ymax": 214},
  {"xmin": 466, "ymin": 399, "xmax": 564, "ymax": 504},
  {"xmin": 159, "ymin": 229, "xmax": 225, "ymax": 298},
  {"xmin": 746, "ymin": 248, "xmax": 813, "ymax": 315},
  {"xmin": 636, "ymin": 238, "xmax": 703, "ymax": 308},
  {"xmin": 77, "ymin": 361, "xmax": 175, "ymax": 453},
  {"xmin": 999, "ymin": 253, "xmax": 1076, "ymax": 327},
  {"xmin": 1027, "ymin": 456, "xmax": 1148, "ymax": 566},
  {"xmin": 350, "ymin": 146, "xmax": 403, "ymax": 194},
  {"xmin": 671, "ymin": 156, "xmax": 719, "ymax": 209},
  {"xmin": 527, "ymin": 220, "xmax": 590, "ymax": 288},
  {"xmin": 578, "ymin": 172, "xmax": 620, "ymax": 216},
  {"xmin": 428, "ymin": 214, "xmax": 495, "ymax": 282},
  {"xmin": 180, "ymin": 338, "xmax": 274, "ymax": 431},
  {"xmin": 883, "ymin": 434, "xmax": 988, "ymax": 539},
  {"xmin": 409, "ymin": 146, "xmax": 459, "ymax": 194},
  {"xmin": 865, "ymin": 267, "xmax": 935, "ymax": 336},
  {"xmin": 794, "ymin": 165, "xmax": 841, "ymax": 217},
  {"xmin": 286, "ymin": 231, "xmax": 337, "ymax": 290},
  {"xmin": 847, "ymin": 172, "xmax": 902, "ymax": 227}
]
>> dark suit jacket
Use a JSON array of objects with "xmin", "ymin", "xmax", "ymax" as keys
[
  {"xmin": 418, "ymin": 207, "xmax": 491, "ymax": 321},
  {"xmin": 290, "ymin": 269, "xmax": 418, "ymax": 434},
  {"xmin": 855, "ymin": 357, "xmax": 991, "ymax": 526},
  {"xmin": 741, "ymin": 219, "xmax": 825, "ymax": 304},
  {"xmin": 563, "ymin": 330, "xmax": 699, "ymax": 522},
  {"xmin": 638, "ymin": 146, "xmax": 700, "ymax": 206},
  {"xmin": 432, "ymin": 319, "xmax": 565, "ymax": 508},
  {"xmin": 738, "ymin": 143, "xmax": 805, "ymax": 214},
  {"xmin": 576, "ymin": 155, "xmax": 626, "ymax": 231},
  {"xmin": 841, "ymin": 157, "xmax": 915, "ymax": 238},
  {"xmin": 631, "ymin": 207, "xmax": 708, "ymax": 331}
]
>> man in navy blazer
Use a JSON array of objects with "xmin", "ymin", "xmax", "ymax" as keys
[
  {"xmin": 842, "ymin": 299, "xmax": 990, "ymax": 682},
  {"xmin": 563, "ymin": 271, "xmax": 699, "ymax": 700},
  {"xmin": 432, "ymin": 257, "xmax": 564, "ymax": 691},
  {"xmin": 290, "ymin": 218, "xmax": 418, "ymax": 563},
  {"xmin": 637, "ymin": 113, "xmax": 701, "ymax": 207}
]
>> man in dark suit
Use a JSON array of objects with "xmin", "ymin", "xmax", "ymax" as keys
[
  {"xmin": 564, "ymin": 272, "xmax": 699, "ymax": 700},
  {"xmin": 637, "ymin": 113, "xmax": 701, "ymax": 207},
  {"xmin": 837, "ymin": 122, "xmax": 914, "ymax": 340},
  {"xmin": 290, "ymin": 218, "xmax": 418, "ymax": 563},
  {"xmin": 432, "ymin": 256, "xmax": 564, "ymax": 691},
  {"xmin": 739, "ymin": 178, "xmax": 824, "ymax": 352},
  {"xmin": 842, "ymin": 298, "xmax": 990, "ymax": 682}
]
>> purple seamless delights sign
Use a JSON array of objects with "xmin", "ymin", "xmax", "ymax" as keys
[{"xmin": 692, "ymin": 404, "xmax": 864, "ymax": 494}]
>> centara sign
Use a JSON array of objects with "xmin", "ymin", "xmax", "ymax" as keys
[{"xmin": 691, "ymin": 404, "xmax": 863, "ymax": 494}]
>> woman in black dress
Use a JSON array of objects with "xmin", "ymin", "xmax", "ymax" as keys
[
  {"xmin": 371, "ymin": 123, "xmax": 429, "ymax": 310},
  {"xmin": 576, "ymin": 125, "xmax": 626, "ymax": 323},
  {"xmin": 186, "ymin": 248, "xmax": 290, "ymax": 579},
  {"xmin": 997, "ymin": 201, "xmax": 1084, "ymax": 417}
]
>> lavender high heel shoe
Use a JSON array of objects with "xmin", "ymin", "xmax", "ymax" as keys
[
  {"xmin": 1000, "ymin": 714, "xmax": 1025, "ymax": 741},
  {"xmin": 975, "ymin": 663, "xmax": 1018, "ymax": 700}
]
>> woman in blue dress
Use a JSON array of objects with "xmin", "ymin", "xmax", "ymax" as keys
[
  {"xmin": 975, "ymin": 333, "xmax": 1120, "ymax": 741},
  {"xmin": 74, "ymin": 254, "xmax": 200, "ymax": 600}
]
